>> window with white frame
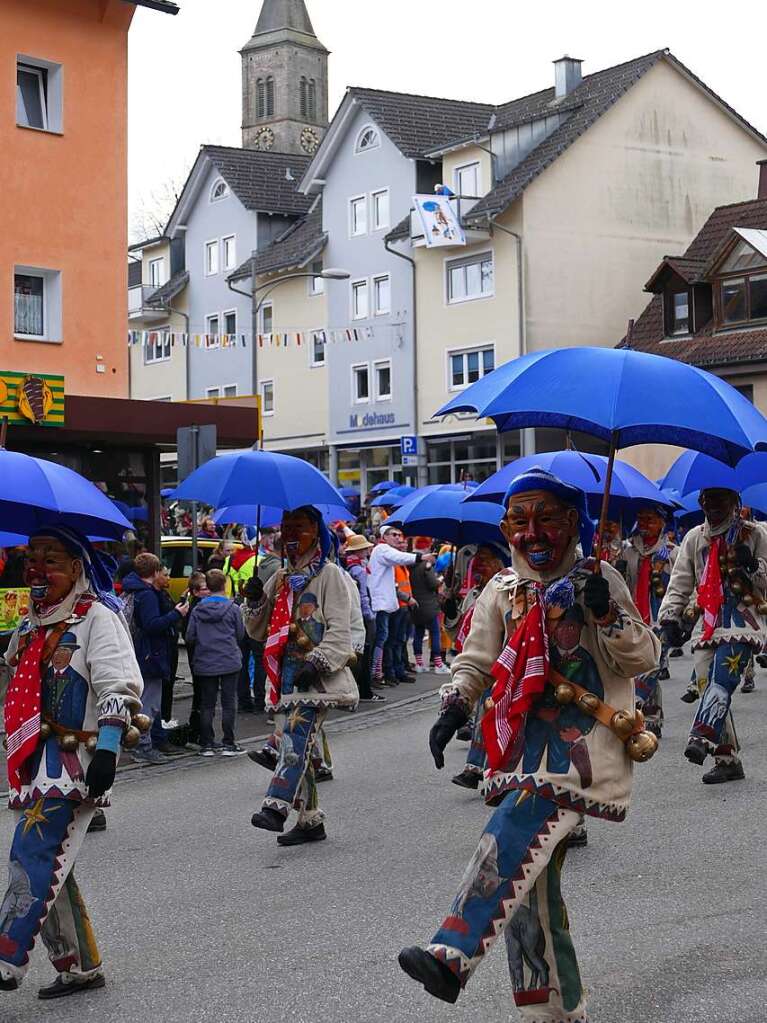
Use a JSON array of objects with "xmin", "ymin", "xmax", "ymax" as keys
[
  {"xmin": 222, "ymin": 235, "xmax": 236, "ymax": 272},
  {"xmin": 308, "ymin": 260, "xmax": 324, "ymax": 296},
  {"xmin": 259, "ymin": 302, "xmax": 273, "ymax": 334},
  {"xmin": 351, "ymin": 279, "xmax": 369, "ymax": 320},
  {"xmin": 204, "ymin": 240, "xmax": 219, "ymax": 276},
  {"xmin": 373, "ymin": 274, "xmax": 391, "ymax": 316},
  {"xmin": 356, "ymin": 126, "xmax": 380, "ymax": 153},
  {"xmin": 455, "ymin": 161, "xmax": 480, "ymax": 197},
  {"xmin": 149, "ymin": 257, "xmax": 165, "ymax": 288},
  {"xmin": 374, "ymin": 359, "xmax": 392, "ymax": 401},
  {"xmin": 310, "ymin": 330, "xmax": 326, "ymax": 367},
  {"xmin": 223, "ymin": 310, "xmax": 237, "ymax": 335},
  {"xmin": 447, "ymin": 251, "xmax": 494, "ymax": 304},
  {"xmin": 352, "ymin": 363, "xmax": 370, "ymax": 403},
  {"xmin": 206, "ymin": 386, "xmax": 221, "ymax": 398},
  {"xmin": 222, "ymin": 384, "xmax": 238, "ymax": 398},
  {"xmin": 16, "ymin": 57, "xmax": 63, "ymax": 133},
  {"xmin": 350, "ymin": 196, "xmax": 367, "ymax": 237},
  {"xmin": 144, "ymin": 328, "xmax": 172, "ymax": 365},
  {"xmin": 371, "ymin": 189, "xmax": 390, "ymax": 231},
  {"xmin": 210, "ymin": 179, "xmax": 229, "ymax": 202},
  {"xmin": 260, "ymin": 379, "xmax": 275, "ymax": 415},
  {"xmin": 448, "ymin": 345, "xmax": 495, "ymax": 390},
  {"xmin": 13, "ymin": 267, "xmax": 62, "ymax": 342},
  {"xmin": 206, "ymin": 314, "xmax": 220, "ymax": 347}
]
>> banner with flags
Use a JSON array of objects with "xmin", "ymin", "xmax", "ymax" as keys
[{"xmin": 127, "ymin": 327, "xmax": 376, "ymax": 349}]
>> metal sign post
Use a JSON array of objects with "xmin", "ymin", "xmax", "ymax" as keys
[{"xmin": 177, "ymin": 424, "xmax": 217, "ymax": 572}]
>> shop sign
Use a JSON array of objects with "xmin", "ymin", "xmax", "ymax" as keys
[
  {"xmin": 348, "ymin": 412, "xmax": 396, "ymax": 430},
  {"xmin": 0, "ymin": 371, "xmax": 64, "ymax": 427}
]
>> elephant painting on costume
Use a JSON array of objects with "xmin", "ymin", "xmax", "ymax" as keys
[
  {"xmin": 505, "ymin": 889, "xmax": 550, "ymax": 994},
  {"xmin": 0, "ymin": 861, "xmax": 37, "ymax": 935},
  {"xmin": 451, "ymin": 834, "xmax": 503, "ymax": 918},
  {"xmin": 274, "ymin": 732, "xmax": 300, "ymax": 780}
]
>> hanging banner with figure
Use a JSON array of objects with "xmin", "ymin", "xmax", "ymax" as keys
[{"xmin": 413, "ymin": 194, "xmax": 466, "ymax": 248}]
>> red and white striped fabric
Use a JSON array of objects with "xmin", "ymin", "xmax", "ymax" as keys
[
  {"xmin": 698, "ymin": 536, "xmax": 724, "ymax": 642},
  {"xmin": 482, "ymin": 591, "xmax": 549, "ymax": 772},
  {"xmin": 454, "ymin": 606, "xmax": 475, "ymax": 653},
  {"xmin": 5, "ymin": 628, "xmax": 46, "ymax": 791},
  {"xmin": 264, "ymin": 585, "xmax": 294, "ymax": 706}
]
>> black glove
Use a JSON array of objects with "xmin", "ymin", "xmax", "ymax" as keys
[
  {"xmin": 443, "ymin": 597, "xmax": 459, "ymax": 620},
  {"xmin": 293, "ymin": 661, "xmax": 320, "ymax": 693},
  {"xmin": 429, "ymin": 706, "xmax": 468, "ymax": 770},
  {"xmin": 734, "ymin": 544, "xmax": 758, "ymax": 573},
  {"xmin": 614, "ymin": 558, "xmax": 628, "ymax": 580},
  {"xmin": 244, "ymin": 576, "xmax": 264, "ymax": 603},
  {"xmin": 584, "ymin": 573, "xmax": 612, "ymax": 619},
  {"xmin": 660, "ymin": 620, "xmax": 685, "ymax": 649},
  {"xmin": 86, "ymin": 749, "xmax": 116, "ymax": 800}
]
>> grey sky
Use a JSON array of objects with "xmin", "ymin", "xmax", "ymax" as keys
[{"xmin": 128, "ymin": 0, "xmax": 767, "ymax": 228}]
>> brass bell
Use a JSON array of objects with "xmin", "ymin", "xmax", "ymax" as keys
[
  {"xmin": 610, "ymin": 709, "xmax": 636, "ymax": 741},
  {"xmin": 60, "ymin": 733, "xmax": 79, "ymax": 753},
  {"xmin": 728, "ymin": 567, "xmax": 739, "ymax": 578},
  {"xmin": 730, "ymin": 580, "xmax": 744, "ymax": 596},
  {"xmin": 743, "ymin": 593, "xmax": 755, "ymax": 606},
  {"xmin": 684, "ymin": 607, "xmax": 699, "ymax": 622},
  {"xmin": 85, "ymin": 736, "xmax": 99, "ymax": 755},
  {"xmin": 132, "ymin": 713, "xmax": 152, "ymax": 734},
  {"xmin": 122, "ymin": 725, "xmax": 141, "ymax": 749},
  {"xmin": 758, "ymin": 602, "xmax": 767, "ymax": 615},
  {"xmin": 554, "ymin": 683, "xmax": 575, "ymax": 705},
  {"xmin": 577, "ymin": 692, "xmax": 599, "ymax": 714},
  {"xmin": 288, "ymin": 623, "xmax": 298, "ymax": 637},
  {"xmin": 39, "ymin": 721, "xmax": 52, "ymax": 741},
  {"xmin": 719, "ymin": 556, "xmax": 727, "ymax": 568},
  {"xmin": 626, "ymin": 730, "xmax": 659, "ymax": 763},
  {"xmin": 484, "ymin": 696, "xmax": 495, "ymax": 712},
  {"xmin": 297, "ymin": 634, "xmax": 311, "ymax": 650},
  {"xmin": 650, "ymin": 572, "xmax": 661, "ymax": 584}
]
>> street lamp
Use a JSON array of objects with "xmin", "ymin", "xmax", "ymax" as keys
[{"xmin": 319, "ymin": 268, "xmax": 351, "ymax": 281}]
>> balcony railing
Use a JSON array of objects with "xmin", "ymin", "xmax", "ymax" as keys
[{"xmin": 128, "ymin": 284, "xmax": 166, "ymax": 320}]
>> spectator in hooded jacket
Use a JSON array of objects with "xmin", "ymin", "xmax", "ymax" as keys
[
  {"xmin": 185, "ymin": 569, "xmax": 246, "ymax": 757},
  {"xmin": 409, "ymin": 540, "xmax": 449, "ymax": 674}
]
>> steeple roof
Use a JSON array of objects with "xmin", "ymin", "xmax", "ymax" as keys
[{"xmin": 243, "ymin": 0, "xmax": 328, "ymax": 53}]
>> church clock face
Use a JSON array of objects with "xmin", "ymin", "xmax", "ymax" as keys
[
  {"xmin": 254, "ymin": 126, "xmax": 275, "ymax": 151},
  {"xmin": 300, "ymin": 127, "xmax": 320, "ymax": 155}
]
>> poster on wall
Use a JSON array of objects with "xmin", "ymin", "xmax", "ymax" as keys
[{"xmin": 413, "ymin": 194, "xmax": 466, "ymax": 248}]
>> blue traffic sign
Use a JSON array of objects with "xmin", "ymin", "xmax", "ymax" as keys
[{"xmin": 401, "ymin": 435, "xmax": 418, "ymax": 457}]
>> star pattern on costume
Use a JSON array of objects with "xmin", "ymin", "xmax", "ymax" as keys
[
  {"xmin": 21, "ymin": 798, "xmax": 60, "ymax": 839},
  {"xmin": 724, "ymin": 652, "xmax": 742, "ymax": 676},
  {"xmin": 287, "ymin": 706, "xmax": 311, "ymax": 731}
]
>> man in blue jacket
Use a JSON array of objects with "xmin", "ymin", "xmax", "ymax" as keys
[{"xmin": 121, "ymin": 553, "xmax": 188, "ymax": 764}]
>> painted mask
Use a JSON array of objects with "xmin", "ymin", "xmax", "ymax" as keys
[
  {"xmin": 472, "ymin": 546, "xmax": 504, "ymax": 586},
  {"xmin": 699, "ymin": 488, "xmax": 738, "ymax": 529},
  {"xmin": 636, "ymin": 509, "xmax": 665, "ymax": 545},
  {"xmin": 281, "ymin": 511, "xmax": 319, "ymax": 565},
  {"xmin": 500, "ymin": 489, "xmax": 578, "ymax": 573},
  {"xmin": 23, "ymin": 538, "xmax": 80, "ymax": 608}
]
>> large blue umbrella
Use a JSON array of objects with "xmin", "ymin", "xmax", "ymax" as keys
[
  {"xmin": 658, "ymin": 450, "xmax": 739, "ymax": 496},
  {"xmin": 388, "ymin": 488, "xmax": 504, "ymax": 547},
  {"xmin": 370, "ymin": 485, "xmax": 417, "ymax": 508},
  {"xmin": 213, "ymin": 503, "xmax": 356, "ymax": 528},
  {"xmin": 338, "ymin": 486, "xmax": 360, "ymax": 498},
  {"xmin": 0, "ymin": 451, "xmax": 130, "ymax": 540},
  {"xmin": 369, "ymin": 481, "xmax": 399, "ymax": 495},
  {"xmin": 171, "ymin": 450, "xmax": 345, "ymax": 510}
]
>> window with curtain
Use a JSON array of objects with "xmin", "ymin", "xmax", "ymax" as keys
[{"xmin": 14, "ymin": 274, "xmax": 44, "ymax": 336}]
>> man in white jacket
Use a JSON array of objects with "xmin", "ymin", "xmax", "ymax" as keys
[{"xmin": 368, "ymin": 526, "xmax": 433, "ymax": 686}]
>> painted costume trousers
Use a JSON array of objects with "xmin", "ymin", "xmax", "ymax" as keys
[
  {"xmin": 690, "ymin": 642, "xmax": 750, "ymax": 763},
  {"xmin": 427, "ymin": 789, "xmax": 588, "ymax": 1023},
  {"xmin": 464, "ymin": 684, "xmax": 492, "ymax": 777},
  {"xmin": 635, "ymin": 629, "xmax": 666, "ymax": 731},
  {"xmin": 262, "ymin": 704, "xmax": 327, "ymax": 828},
  {"xmin": 0, "ymin": 799, "xmax": 101, "ymax": 985}
]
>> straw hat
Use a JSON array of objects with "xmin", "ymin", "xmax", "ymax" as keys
[{"xmin": 344, "ymin": 534, "xmax": 374, "ymax": 553}]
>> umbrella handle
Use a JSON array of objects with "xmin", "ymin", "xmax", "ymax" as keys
[{"xmin": 593, "ymin": 432, "xmax": 619, "ymax": 577}]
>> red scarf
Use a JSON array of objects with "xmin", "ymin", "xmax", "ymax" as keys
[
  {"xmin": 263, "ymin": 583, "xmax": 293, "ymax": 706},
  {"xmin": 635, "ymin": 556, "xmax": 652, "ymax": 625},
  {"xmin": 698, "ymin": 536, "xmax": 724, "ymax": 642},
  {"xmin": 482, "ymin": 591, "xmax": 549, "ymax": 772},
  {"xmin": 5, "ymin": 628, "xmax": 46, "ymax": 792},
  {"xmin": 454, "ymin": 606, "xmax": 475, "ymax": 653}
]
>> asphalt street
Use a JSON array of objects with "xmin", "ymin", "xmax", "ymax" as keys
[{"xmin": 1, "ymin": 651, "xmax": 766, "ymax": 1023}]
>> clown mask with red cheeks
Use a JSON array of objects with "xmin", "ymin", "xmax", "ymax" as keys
[
  {"xmin": 24, "ymin": 538, "xmax": 81, "ymax": 608},
  {"xmin": 281, "ymin": 511, "xmax": 319, "ymax": 567},
  {"xmin": 500, "ymin": 490, "xmax": 579, "ymax": 573},
  {"xmin": 636, "ymin": 509, "xmax": 665, "ymax": 546}
]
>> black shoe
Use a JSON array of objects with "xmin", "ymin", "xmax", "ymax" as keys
[
  {"xmin": 645, "ymin": 721, "xmax": 662, "ymax": 739},
  {"xmin": 38, "ymin": 974, "xmax": 105, "ymax": 1000},
  {"xmin": 684, "ymin": 737, "xmax": 708, "ymax": 765},
  {"xmin": 384, "ymin": 678, "xmax": 400, "ymax": 687},
  {"xmin": 154, "ymin": 741, "xmax": 185, "ymax": 757},
  {"xmin": 567, "ymin": 826, "xmax": 588, "ymax": 848},
  {"xmin": 398, "ymin": 947, "xmax": 460, "ymax": 1004},
  {"xmin": 451, "ymin": 769, "xmax": 480, "ymax": 790},
  {"xmin": 702, "ymin": 761, "xmax": 745, "ymax": 784},
  {"xmin": 455, "ymin": 725, "xmax": 473, "ymax": 742},
  {"xmin": 315, "ymin": 766, "xmax": 333, "ymax": 783},
  {"xmin": 238, "ymin": 702, "xmax": 257, "ymax": 714},
  {"xmin": 360, "ymin": 693, "xmax": 386, "ymax": 703},
  {"xmin": 669, "ymin": 648, "xmax": 684, "ymax": 658},
  {"xmin": 400, "ymin": 673, "xmax": 417, "ymax": 684},
  {"xmin": 742, "ymin": 678, "xmax": 755, "ymax": 693},
  {"xmin": 251, "ymin": 807, "xmax": 286, "ymax": 833},
  {"xmin": 657, "ymin": 668, "xmax": 670, "ymax": 681},
  {"xmin": 277, "ymin": 822, "xmax": 327, "ymax": 846},
  {"xmin": 757, "ymin": 653, "xmax": 767, "ymax": 669},
  {"xmin": 680, "ymin": 688, "xmax": 699, "ymax": 704},
  {"xmin": 0, "ymin": 975, "xmax": 18, "ymax": 991},
  {"xmin": 87, "ymin": 810, "xmax": 107, "ymax": 834},
  {"xmin": 247, "ymin": 748, "xmax": 278, "ymax": 771}
]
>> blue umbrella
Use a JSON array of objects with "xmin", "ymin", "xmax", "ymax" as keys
[
  {"xmin": 467, "ymin": 451, "xmax": 677, "ymax": 515},
  {"xmin": 658, "ymin": 450, "xmax": 739, "ymax": 496},
  {"xmin": 128, "ymin": 506, "xmax": 149, "ymax": 523},
  {"xmin": 171, "ymin": 450, "xmax": 345, "ymax": 510},
  {"xmin": 0, "ymin": 532, "xmax": 29, "ymax": 548},
  {"xmin": 370, "ymin": 485, "xmax": 417, "ymax": 508},
  {"xmin": 338, "ymin": 486, "xmax": 360, "ymax": 498},
  {"xmin": 213, "ymin": 503, "xmax": 355, "ymax": 528},
  {"xmin": 161, "ymin": 488, "xmax": 174, "ymax": 499},
  {"xmin": 370, "ymin": 481, "xmax": 398, "ymax": 495},
  {"xmin": 0, "ymin": 451, "xmax": 130, "ymax": 540},
  {"xmin": 388, "ymin": 488, "xmax": 505, "ymax": 547}
]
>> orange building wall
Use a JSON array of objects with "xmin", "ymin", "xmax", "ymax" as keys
[{"xmin": 0, "ymin": 0, "xmax": 135, "ymax": 397}]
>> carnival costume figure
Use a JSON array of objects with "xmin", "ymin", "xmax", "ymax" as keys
[
  {"xmin": 622, "ymin": 505, "xmax": 676, "ymax": 737},
  {"xmin": 0, "ymin": 527, "xmax": 143, "ymax": 998},
  {"xmin": 398, "ymin": 469, "xmax": 659, "ymax": 1021},
  {"xmin": 659, "ymin": 487, "xmax": 767, "ymax": 784},
  {"xmin": 247, "ymin": 507, "xmax": 357, "ymax": 845}
]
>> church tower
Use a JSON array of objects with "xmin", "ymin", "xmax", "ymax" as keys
[{"xmin": 241, "ymin": 0, "xmax": 329, "ymax": 156}]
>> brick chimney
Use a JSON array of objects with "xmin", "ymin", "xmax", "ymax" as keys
[
  {"xmin": 553, "ymin": 56, "xmax": 583, "ymax": 99},
  {"xmin": 758, "ymin": 159, "xmax": 767, "ymax": 200}
]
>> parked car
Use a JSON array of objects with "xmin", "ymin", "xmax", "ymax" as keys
[{"xmin": 160, "ymin": 537, "xmax": 244, "ymax": 602}]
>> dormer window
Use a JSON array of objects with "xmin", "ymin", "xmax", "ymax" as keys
[
  {"xmin": 718, "ymin": 272, "xmax": 767, "ymax": 326},
  {"xmin": 664, "ymin": 288, "xmax": 690, "ymax": 337},
  {"xmin": 356, "ymin": 126, "xmax": 380, "ymax": 154},
  {"xmin": 210, "ymin": 179, "xmax": 229, "ymax": 202}
]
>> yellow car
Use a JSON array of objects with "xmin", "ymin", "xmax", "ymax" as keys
[{"xmin": 160, "ymin": 537, "xmax": 245, "ymax": 603}]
